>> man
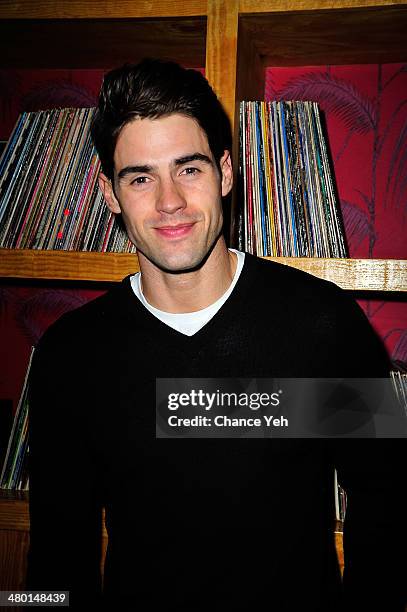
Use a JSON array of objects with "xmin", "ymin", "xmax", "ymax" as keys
[{"xmin": 27, "ymin": 59, "xmax": 405, "ymax": 611}]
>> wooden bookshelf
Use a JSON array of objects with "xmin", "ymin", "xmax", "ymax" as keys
[
  {"xmin": 0, "ymin": 1, "xmax": 405, "ymax": 291},
  {"xmin": 0, "ymin": 249, "xmax": 140, "ymax": 283},
  {"xmin": 0, "ymin": 491, "xmax": 29, "ymax": 592},
  {"xmin": 0, "ymin": 490, "xmax": 108, "ymax": 592},
  {"xmin": 0, "ymin": 0, "xmax": 405, "ymax": 597},
  {"xmin": 0, "ymin": 249, "xmax": 406, "ymax": 291},
  {"xmin": 0, "ymin": 2, "xmax": 404, "ymax": 128}
]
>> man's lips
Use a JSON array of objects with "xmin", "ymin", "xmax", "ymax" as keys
[{"xmin": 154, "ymin": 223, "xmax": 196, "ymax": 238}]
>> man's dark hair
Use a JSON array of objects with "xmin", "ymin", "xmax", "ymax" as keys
[{"xmin": 91, "ymin": 58, "xmax": 232, "ymax": 181}]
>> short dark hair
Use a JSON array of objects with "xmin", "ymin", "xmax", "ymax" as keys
[{"xmin": 91, "ymin": 58, "xmax": 232, "ymax": 181}]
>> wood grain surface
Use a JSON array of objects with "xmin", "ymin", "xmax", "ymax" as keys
[
  {"xmin": 0, "ymin": 0, "xmax": 207, "ymax": 19},
  {"xmin": 0, "ymin": 250, "xmax": 406, "ymax": 290}
]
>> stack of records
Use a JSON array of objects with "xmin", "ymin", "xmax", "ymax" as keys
[
  {"xmin": 334, "ymin": 469, "xmax": 347, "ymax": 523},
  {"xmin": 238, "ymin": 100, "xmax": 347, "ymax": 257},
  {"xmin": 0, "ymin": 349, "xmax": 33, "ymax": 491},
  {"xmin": 0, "ymin": 108, "xmax": 136, "ymax": 252},
  {"xmin": 390, "ymin": 370, "xmax": 407, "ymax": 415}
]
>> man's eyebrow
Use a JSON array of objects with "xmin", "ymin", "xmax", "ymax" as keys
[
  {"xmin": 117, "ymin": 153, "xmax": 213, "ymax": 180},
  {"xmin": 117, "ymin": 164, "xmax": 154, "ymax": 179},
  {"xmin": 173, "ymin": 153, "xmax": 213, "ymax": 166}
]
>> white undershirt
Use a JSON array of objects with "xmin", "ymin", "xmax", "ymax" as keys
[{"xmin": 130, "ymin": 249, "xmax": 245, "ymax": 336}]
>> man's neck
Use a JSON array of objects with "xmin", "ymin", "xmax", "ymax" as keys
[{"xmin": 138, "ymin": 238, "xmax": 237, "ymax": 313}]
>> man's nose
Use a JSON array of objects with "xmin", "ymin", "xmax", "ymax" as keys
[{"xmin": 156, "ymin": 178, "xmax": 187, "ymax": 214}]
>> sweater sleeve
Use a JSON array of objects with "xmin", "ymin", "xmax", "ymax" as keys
[
  {"xmin": 26, "ymin": 318, "xmax": 104, "ymax": 609},
  {"xmin": 327, "ymin": 291, "xmax": 406, "ymax": 610}
]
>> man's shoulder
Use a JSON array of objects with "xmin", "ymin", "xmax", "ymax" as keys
[
  {"xmin": 241, "ymin": 252, "xmax": 365, "ymax": 334},
  {"xmin": 35, "ymin": 275, "xmax": 136, "ymax": 351},
  {"xmin": 240, "ymin": 253, "xmax": 390, "ymax": 375},
  {"xmin": 244, "ymin": 252, "xmax": 343, "ymax": 301}
]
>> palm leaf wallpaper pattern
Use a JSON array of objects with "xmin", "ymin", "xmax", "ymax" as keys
[{"xmin": 265, "ymin": 63, "xmax": 407, "ymax": 372}]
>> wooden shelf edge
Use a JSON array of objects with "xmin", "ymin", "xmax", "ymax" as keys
[
  {"xmin": 239, "ymin": 0, "xmax": 407, "ymax": 13},
  {"xmin": 0, "ymin": 490, "xmax": 29, "ymax": 531},
  {"xmin": 0, "ymin": 491, "xmax": 110, "ymax": 538},
  {"xmin": 0, "ymin": 249, "xmax": 140, "ymax": 282},
  {"xmin": 1, "ymin": 0, "xmax": 401, "ymax": 19},
  {"xmin": 0, "ymin": 0, "xmax": 207, "ymax": 19},
  {"xmin": 0, "ymin": 250, "xmax": 406, "ymax": 290},
  {"xmin": 264, "ymin": 256, "xmax": 407, "ymax": 292}
]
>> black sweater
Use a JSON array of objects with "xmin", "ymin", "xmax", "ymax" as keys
[{"xmin": 27, "ymin": 254, "xmax": 405, "ymax": 611}]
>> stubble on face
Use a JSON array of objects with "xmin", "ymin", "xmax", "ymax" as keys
[
  {"xmin": 136, "ymin": 203, "xmax": 224, "ymax": 274},
  {"xmin": 111, "ymin": 114, "xmax": 230, "ymax": 276}
]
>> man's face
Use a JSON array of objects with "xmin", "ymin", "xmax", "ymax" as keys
[{"xmin": 100, "ymin": 114, "xmax": 232, "ymax": 273}]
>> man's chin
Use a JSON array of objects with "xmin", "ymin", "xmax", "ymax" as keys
[
  {"xmin": 138, "ymin": 250, "xmax": 208, "ymax": 275},
  {"xmin": 136, "ymin": 233, "xmax": 222, "ymax": 274},
  {"xmin": 153, "ymin": 256, "xmax": 206, "ymax": 274}
]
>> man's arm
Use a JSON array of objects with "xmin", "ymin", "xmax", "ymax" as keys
[{"xmin": 26, "ymin": 320, "xmax": 104, "ymax": 608}]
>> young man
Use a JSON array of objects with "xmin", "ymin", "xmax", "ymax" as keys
[{"xmin": 27, "ymin": 59, "xmax": 405, "ymax": 611}]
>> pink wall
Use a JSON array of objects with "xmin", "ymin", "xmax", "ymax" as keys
[
  {"xmin": 0, "ymin": 70, "xmax": 106, "ymax": 411},
  {"xmin": 265, "ymin": 63, "xmax": 407, "ymax": 371}
]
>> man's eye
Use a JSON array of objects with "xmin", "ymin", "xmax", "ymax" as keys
[
  {"xmin": 131, "ymin": 176, "xmax": 150, "ymax": 185},
  {"xmin": 181, "ymin": 167, "xmax": 200, "ymax": 176}
]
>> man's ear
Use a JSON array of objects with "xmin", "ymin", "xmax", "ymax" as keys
[
  {"xmin": 98, "ymin": 172, "xmax": 121, "ymax": 214},
  {"xmin": 220, "ymin": 150, "xmax": 233, "ymax": 197}
]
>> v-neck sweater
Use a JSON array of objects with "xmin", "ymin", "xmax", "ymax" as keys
[
  {"xmin": 130, "ymin": 248, "xmax": 245, "ymax": 335},
  {"xmin": 27, "ymin": 254, "xmax": 405, "ymax": 611}
]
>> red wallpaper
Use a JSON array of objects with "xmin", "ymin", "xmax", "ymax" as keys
[
  {"xmin": 0, "ymin": 70, "xmax": 106, "ymax": 411},
  {"xmin": 0, "ymin": 69, "xmax": 104, "ymax": 141},
  {"xmin": 265, "ymin": 63, "xmax": 407, "ymax": 372},
  {"xmin": 0, "ymin": 65, "xmax": 406, "ymax": 413},
  {"xmin": 265, "ymin": 64, "xmax": 407, "ymax": 259},
  {"xmin": 0, "ymin": 284, "xmax": 105, "ymax": 409}
]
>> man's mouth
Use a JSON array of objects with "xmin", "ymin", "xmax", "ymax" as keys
[{"xmin": 154, "ymin": 223, "xmax": 196, "ymax": 238}]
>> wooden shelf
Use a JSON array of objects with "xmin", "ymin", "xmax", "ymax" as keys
[
  {"xmin": 0, "ymin": 490, "xmax": 108, "ymax": 588},
  {"xmin": 0, "ymin": 0, "xmax": 399, "ymax": 593},
  {"xmin": 0, "ymin": 250, "xmax": 405, "ymax": 291},
  {"xmin": 0, "ymin": 489, "xmax": 107, "ymax": 537},
  {"xmin": 0, "ymin": 0, "xmax": 402, "ymax": 601},
  {"xmin": 0, "ymin": 2, "xmax": 207, "ymax": 72},
  {"xmin": 0, "ymin": 0, "xmax": 207, "ymax": 19},
  {"xmin": 0, "ymin": 2, "xmax": 405, "ymax": 292},
  {"xmin": 0, "ymin": 18, "xmax": 207, "ymax": 70},
  {"xmin": 238, "ymin": 3, "xmax": 407, "ymax": 67},
  {"xmin": 0, "ymin": 249, "xmax": 139, "ymax": 283},
  {"xmin": 0, "ymin": 1, "xmax": 405, "ymax": 129},
  {"xmin": 265, "ymin": 257, "xmax": 407, "ymax": 292},
  {"xmin": 0, "ymin": 491, "xmax": 29, "ymax": 532},
  {"xmin": 240, "ymin": 0, "xmax": 407, "ymax": 9}
]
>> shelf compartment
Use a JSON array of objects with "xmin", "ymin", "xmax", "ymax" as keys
[
  {"xmin": 235, "ymin": 2, "xmax": 407, "ymax": 106},
  {"xmin": 238, "ymin": 4, "xmax": 407, "ymax": 67},
  {"xmin": 0, "ymin": 17, "xmax": 207, "ymax": 69}
]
